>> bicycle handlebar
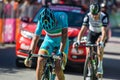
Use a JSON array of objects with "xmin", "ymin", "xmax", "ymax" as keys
[
  {"xmin": 80, "ymin": 43, "xmax": 99, "ymax": 47},
  {"xmin": 74, "ymin": 43, "xmax": 99, "ymax": 53},
  {"xmin": 31, "ymin": 54, "xmax": 61, "ymax": 60}
]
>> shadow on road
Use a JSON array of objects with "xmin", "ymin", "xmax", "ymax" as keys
[
  {"xmin": 64, "ymin": 65, "xmax": 83, "ymax": 75},
  {"xmin": 111, "ymin": 27, "xmax": 120, "ymax": 37},
  {"xmin": 103, "ymin": 57, "xmax": 120, "ymax": 80},
  {"xmin": 0, "ymin": 45, "xmax": 120, "ymax": 80},
  {"xmin": 0, "ymin": 47, "xmax": 27, "ymax": 74}
]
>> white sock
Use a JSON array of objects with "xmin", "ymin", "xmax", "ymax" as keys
[
  {"xmin": 98, "ymin": 61, "xmax": 103, "ymax": 68},
  {"xmin": 88, "ymin": 67, "xmax": 91, "ymax": 72}
]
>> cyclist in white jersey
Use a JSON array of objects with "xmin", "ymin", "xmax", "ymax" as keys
[
  {"xmin": 24, "ymin": 0, "xmax": 69, "ymax": 80},
  {"xmin": 73, "ymin": 3, "xmax": 109, "ymax": 75}
]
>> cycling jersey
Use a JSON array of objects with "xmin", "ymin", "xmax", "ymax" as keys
[
  {"xmin": 35, "ymin": 11, "xmax": 69, "ymax": 56},
  {"xmin": 83, "ymin": 12, "xmax": 109, "ymax": 33},
  {"xmin": 35, "ymin": 12, "xmax": 68, "ymax": 37}
]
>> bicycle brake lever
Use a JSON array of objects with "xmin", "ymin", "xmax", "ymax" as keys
[
  {"xmin": 75, "ymin": 44, "xmax": 79, "ymax": 53},
  {"xmin": 27, "ymin": 50, "xmax": 33, "ymax": 60}
]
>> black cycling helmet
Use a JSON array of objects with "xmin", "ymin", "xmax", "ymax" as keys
[
  {"xmin": 39, "ymin": 7, "xmax": 56, "ymax": 30},
  {"xmin": 90, "ymin": 3, "xmax": 100, "ymax": 15}
]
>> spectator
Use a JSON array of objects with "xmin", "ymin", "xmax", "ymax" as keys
[
  {"xmin": 0, "ymin": 0, "xmax": 4, "ymax": 18},
  {"xmin": 19, "ymin": 0, "xmax": 39, "ymax": 21},
  {"xmin": 11, "ymin": 0, "xmax": 19, "ymax": 18},
  {"xmin": 3, "ymin": 0, "xmax": 13, "ymax": 18},
  {"xmin": 18, "ymin": 0, "xmax": 30, "ymax": 19}
]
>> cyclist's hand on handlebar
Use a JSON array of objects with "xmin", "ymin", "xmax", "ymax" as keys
[
  {"xmin": 73, "ymin": 41, "xmax": 80, "ymax": 48},
  {"xmin": 58, "ymin": 51, "xmax": 66, "ymax": 70},
  {"xmin": 98, "ymin": 41, "xmax": 104, "ymax": 48},
  {"xmin": 24, "ymin": 50, "xmax": 32, "ymax": 67},
  {"xmin": 57, "ymin": 51, "xmax": 63, "ymax": 60},
  {"xmin": 73, "ymin": 41, "xmax": 80, "ymax": 53},
  {"xmin": 24, "ymin": 57, "xmax": 32, "ymax": 67}
]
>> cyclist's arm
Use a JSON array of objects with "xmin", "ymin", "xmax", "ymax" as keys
[
  {"xmin": 29, "ymin": 35, "xmax": 40, "ymax": 53},
  {"xmin": 77, "ymin": 14, "xmax": 89, "ymax": 42},
  {"xmin": 77, "ymin": 25, "xmax": 87, "ymax": 42},
  {"xmin": 60, "ymin": 12, "xmax": 68, "ymax": 52},
  {"xmin": 101, "ymin": 27, "xmax": 107, "ymax": 42},
  {"xmin": 59, "ymin": 28, "xmax": 68, "ymax": 52},
  {"xmin": 101, "ymin": 15, "xmax": 109, "ymax": 42},
  {"xmin": 29, "ymin": 20, "xmax": 42, "ymax": 53}
]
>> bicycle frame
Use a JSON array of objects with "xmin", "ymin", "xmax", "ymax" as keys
[
  {"xmin": 41, "ymin": 55, "xmax": 56, "ymax": 80},
  {"xmin": 30, "ymin": 47, "xmax": 61, "ymax": 80}
]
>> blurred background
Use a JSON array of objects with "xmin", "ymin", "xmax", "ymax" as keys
[
  {"xmin": 0, "ymin": 0, "xmax": 120, "ymax": 44},
  {"xmin": 0, "ymin": 0, "xmax": 120, "ymax": 80}
]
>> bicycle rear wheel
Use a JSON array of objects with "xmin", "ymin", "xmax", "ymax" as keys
[{"xmin": 83, "ymin": 56, "xmax": 94, "ymax": 80}]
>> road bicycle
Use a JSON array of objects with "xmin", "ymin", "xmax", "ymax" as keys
[
  {"xmin": 75, "ymin": 43, "xmax": 102, "ymax": 80},
  {"xmin": 26, "ymin": 47, "xmax": 62, "ymax": 80},
  {"xmin": 82, "ymin": 43, "xmax": 102, "ymax": 80}
]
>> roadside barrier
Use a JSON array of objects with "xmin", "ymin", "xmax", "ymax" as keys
[
  {"xmin": 3, "ymin": 18, "xmax": 16, "ymax": 43},
  {"xmin": 0, "ymin": 18, "xmax": 3, "ymax": 43}
]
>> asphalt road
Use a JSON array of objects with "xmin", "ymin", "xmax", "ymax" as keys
[{"xmin": 0, "ymin": 27, "xmax": 120, "ymax": 80}]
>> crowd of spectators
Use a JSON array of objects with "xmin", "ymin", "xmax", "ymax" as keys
[{"xmin": 0, "ymin": 0, "xmax": 119, "ymax": 20}]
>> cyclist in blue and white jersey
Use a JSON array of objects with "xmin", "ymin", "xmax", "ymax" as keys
[
  {"xmin": 24, "ymin": 0, "xmax": 69, "ymax": 80},
  {"xmin": 73, "ymin": 3, "xmax": 109, "ymax": 75}
]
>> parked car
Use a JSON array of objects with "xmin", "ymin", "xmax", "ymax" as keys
[{"xmin": 15, "ymin": 4, "xmax": 88, "ymax": 68}]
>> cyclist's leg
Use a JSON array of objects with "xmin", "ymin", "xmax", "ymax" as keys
[
  {"xmin": 87, "ymin": 30, "xmax": 98, "ymax": 56},
  {"xmin": 62, "ymin": 38, "xmax": 69, "ymax": 69},
  {"xmin": 87, "ymin": 31, "xmax": 101, "ymax": 75},
  {"xmin": 55, "ymin": 59, "xmax": 65, "ymax": 80},
  {"xmin": 96, "ymin": 34, "xmax": 104, "ymax": 75},
  {"xmin": 86, "ymin": 31, "xmax": 96, "ymax": 77},
  {"xmin": 36, "ymin": 37, "xmax": 53, "ymax": 80},
  {"xmin": 96, "ymin": 31, "xmax": 104, "ymax": 77},
  {"xmin": 55, "ymin": 38, "xmax": 69, "ymax": 80},
  {"xmin": 36, "ymin": 49, "xmax": 47, "ymax": 80}
]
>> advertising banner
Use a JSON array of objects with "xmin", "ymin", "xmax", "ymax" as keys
[{"xmin": 3, "ymin": 18, "xmax": 16, "ymax": 43}]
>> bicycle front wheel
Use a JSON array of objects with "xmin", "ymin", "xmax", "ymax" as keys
[
  {"xmin": 41, "ymin": 67, "xmax": 52, "ymax": 80},
  {"xmin": 83, "ymin": 56, "xmax": 94, "ymax": 80}
]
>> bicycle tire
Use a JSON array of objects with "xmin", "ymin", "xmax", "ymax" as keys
[
  {"xmin": 94, "ymin": 54, "xmax": 98, "ymax": 72},
  {"xmin": 41, "ymin": 67, "xmax": 52, "ymax": 80},
  {"xmin": 41, "ymin": 74, "xmax": 49, "ymax": 80},
  {"xmin": 94, "ymin": 55, "xmax": 103, "ymax": 80},
  {"xmin": 83, "ymin": 56, "xmax": 94, "ymax": 80}
]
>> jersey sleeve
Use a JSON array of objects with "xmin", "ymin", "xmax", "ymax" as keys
[
  {"xmin": 61, "ymin": 12, "xmax": 68, "ymax": 28},
  {"xmin": 102, "ymin": 15, "xmax": 109, "ymax": 27},
  {"xmin": 34, "ymin": 20, "xmax": 43, "ymax": 35},
  {"xmin": 82, "ymin": 14, "xmax": 89, "ymax": 27}
]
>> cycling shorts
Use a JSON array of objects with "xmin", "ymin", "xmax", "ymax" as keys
[
  {"xmin": 39, "ymin": 35, "xmax": 69, "ymax": 57},
  {"xmin": 87, "ymin": 30, "xmax": 101, "ymax": 44}
]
